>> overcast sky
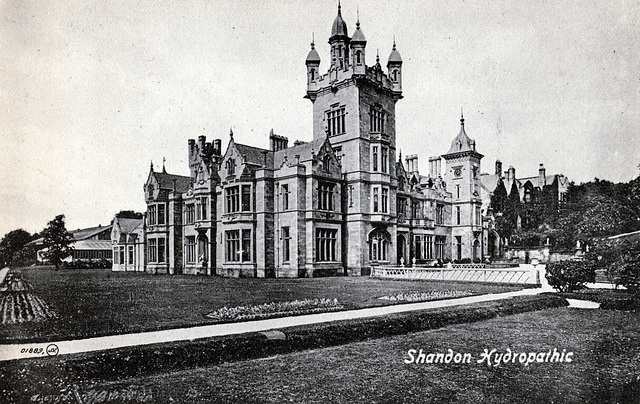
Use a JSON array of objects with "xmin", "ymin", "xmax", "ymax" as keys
[{"xmin": 1, "ymin": 0, "xmax": 638, "ymax": 237}]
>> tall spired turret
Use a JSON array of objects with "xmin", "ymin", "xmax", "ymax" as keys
[{"xmin": 304, "ymin": 3, "xmax": 404, "ymax": 275}]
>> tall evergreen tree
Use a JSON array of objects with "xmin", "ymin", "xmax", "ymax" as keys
[{"xmin": 41, "ymin": 215, "xmax": 75, "ymax": 270}]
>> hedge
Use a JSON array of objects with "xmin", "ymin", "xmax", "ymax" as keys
[{"xmin": 0, "ymin": 294, "xmax": 568, "ymax": 393}]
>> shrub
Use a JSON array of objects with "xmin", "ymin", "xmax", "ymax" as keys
[{"xmin": 545, "ymin": 260, "xmax": 596, "ymax": 292}]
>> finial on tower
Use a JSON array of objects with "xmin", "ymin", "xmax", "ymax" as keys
[
  {"xmin": 338, "ymin": 0, "xmax": 341, "ymax": 13},
  {"xmin": 229, "ymin": 127, "xmax": 234, "ymax": 139},
  {"xmin": 162, "ymin": 157, "xmax": 166, "ymax": 173},
  {"xmin": 357, "ymin": 6, "xmax": 360, "ymax": 27},
  {"xmin": 376, "ymin": 49, "xmax": 380, "ymax": 63},
  {"xmin": 460, "ymin": 108, "xmax": 465, "ymax": 126},
  {"xmin": 150, "ymin": 160, "xmax": 154, "ymax": 171},
  {"xmin": 399, "ymin": 149, "xmax": 402, "ymax": 162},
  {"xmin": 393, "ymin": 35, "xmax": 396, "ymax": 50},
  {"xmin": 311, "ymin": 32, "xmax": 315, "ymax": 49}
]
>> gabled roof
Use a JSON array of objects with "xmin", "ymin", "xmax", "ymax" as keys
[
  {"xmin": 153, "ymin": 171, "xmax": 191, "ymax": 193},
  {"xmin": 273, "ymin": 138, "xmax": 325, "ymax": 168},
  {"xmin": 71, "ymin": 225, "xmax": 112, "ymax": 240},
  {"xmin": 115, "ymin": 218, "xmax": 143, "ymax": 234},
  {"xmin": 480, "ymin": 173, "xmax": 500, "ymax": 193},
  {"xmin": 235, "ymin": 143, "xmax": 272, "ymax": 167}
]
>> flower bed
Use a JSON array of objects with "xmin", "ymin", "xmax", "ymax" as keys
[
  {"xmin": 205, "ymin": 298, "xmax": 343, "ymax": 322},
  {"xmin": 378, "ymin": 290, "xmax": 474, "ymax": 302}
]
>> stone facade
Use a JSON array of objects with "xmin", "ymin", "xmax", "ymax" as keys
[{"xmin": 136, "ymin": 6, "xmax": 568, "ymax": 277}]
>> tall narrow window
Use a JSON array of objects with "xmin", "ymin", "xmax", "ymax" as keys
[
  {"xmin": 282, "ymin": 184, "xmax": 290, "ymax": 210},
  {"xmin": 148, "ymin": 205, "xmax": 157, "ymax": 226},
  {"xmin": 456, "ymin": 206, "xmax": 461, "ymax": 225},
  {"xmin": 456, "ymin": 236, "xmax": 463, "ymax": 261},
  {"xmin": 456, "ymin": 185, "xmax": 461, "ymax": 199},
  {"xmin": 282, "ymin": 227, "xmax": 290, "ymax": 262},
  {"xmin": 241, "ymin": 230, "xmax": 251, "ymax": 262},
  {"xmin": 241, "ymin": 185, "xmax": 251, "ymax": 212},
  {"xmin": 373, "ymin": 188, "xmax": 379, "ymax": 212},
  {"xmin": 148, "ymin": 239, "xmax": 157, "ymax": 263},
  {"xmin": 157, "ymin": 204, "xmax": 165, "ymax": 225},
  {"xmin": 227, "ymin": 158, "xmax": 235, "ymax": 175},
  {"xmin": 382, "ymin": 188, "xmax": 388, "ymax": 213},
  {"xmin": 185, "ymin": 236, "xmax": 196, "ymax": 264},
  {"xmin": 372, "ymin": 147, "xmax": 378, "ymax": 171},
  {"xmin": 128, "ymin": 246, "xmax": 134, "ymax": 265},
  {"xmin": 158, "ymin": 238, "xmax": 166, "ymax": 263},
  {"xmin": 225, "ymin": 230, "xmax": 240, "ymax": 262},
  {"xmin": 185, "ymin": 204, "xmax": 195, "ymax": 224},
  {"xmin": 225, "ymin": 186, "xmax": 240, "ymax": 213},
  {"xmin": 435, "ymin": 236, "xmax": 446, "ymax": 260},
  {"xmin": 318, "ymin": 182, "xmax": 334, "ymax": 211},
  {"xmin": 476, "ymin": 206, "xmax": 482, "ymax": 225},
  {"xmin": 381, "ymin": 147, "xmax": 388, "ymax": 173},
  {"xmin": 436, "ymin": 204, "xmax": 444, "ymax": 225},
  {"xmin": 369, "ymin": 107, "xmax": 386, "ymax": 133}
]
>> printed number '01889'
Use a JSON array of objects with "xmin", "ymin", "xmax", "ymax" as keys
[{"xmin": 20, "ymin": 347, "xmax": 44, "ymax": 354}]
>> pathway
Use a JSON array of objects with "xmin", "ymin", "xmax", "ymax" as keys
[
  {"xmin": 0, "ymin": 264, "xmax": 611, "ymax": 362},
  {"xmin": 0, "ymin": 288, "xmax": 545, "ymax": 362}
]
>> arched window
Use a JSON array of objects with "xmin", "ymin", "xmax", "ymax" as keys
[
  {"xmin": 310, "ymin": 69, "xmax": 315, "ymax": 80},
  {"xmin": 369, "ymin": 229, "xmax": 390, "ymax": 262},
  {"xmin": 392, "ymin": 69, "xmax": 398, "ymax": 81},
  {"xmin": 356, "ymin": 51, "xmax": 362, "ymax": 64}
]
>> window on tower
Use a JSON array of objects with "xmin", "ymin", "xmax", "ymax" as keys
[
  {"xmin": 326, "ymin": 106, "xmax": 346, "ymax": 136},
  {"xmin": 370, "ymin": 106, "xmax": 386, "ymax": 134}
]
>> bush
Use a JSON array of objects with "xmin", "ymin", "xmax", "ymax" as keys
[{"xmin": 545, "ymin": 260, "xmax": 596, "ymax": 292}]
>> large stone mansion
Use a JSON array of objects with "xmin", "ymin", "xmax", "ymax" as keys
[{"xmin": 111, "ymin": 5, "xmax": 568, "ymax": 277}]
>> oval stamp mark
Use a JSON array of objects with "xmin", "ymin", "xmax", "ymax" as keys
[{"xmin": 46, "ymin": 344, "xmax": 59, "ymax": 357}]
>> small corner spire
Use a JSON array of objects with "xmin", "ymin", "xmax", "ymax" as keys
[
  {"xmin": 162, "ymin": 157, "xmax": 166, "ymax": 173},
  {"xmin": 399, "ymin": 149, "xmax": 402, "ymax": 162}
]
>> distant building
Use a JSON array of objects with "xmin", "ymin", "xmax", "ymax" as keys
[
  {"xmin": 111, "ymin": 216, "xmax": 145, "ymax": 272},
  {"xmin": 35, "ymin": 224, "xmax": 113, "ymax": 264}
]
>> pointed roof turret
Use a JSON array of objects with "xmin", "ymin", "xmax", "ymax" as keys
[
  {"xmin": 443, "ymin": 109, "xmax": 483, "ymax": 158},
  {"xmin": 387, "ymin": 38, "xmax": 402, "ymax": 64},
  {"xmin": 330, "ymin": 1, "xmax": 349, "ymax": 41},
  {"xmin": 351, "ymin": 10, "xmax": 366, "ymax": 44},
  {"xmin": 306, "ymin": 34, "xmax": 321, "ymax": 64}
]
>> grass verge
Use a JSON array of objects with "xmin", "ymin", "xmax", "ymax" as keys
[
  {"xmin": 0, "ymin": 294, "xmax": 567, "ymax": 403},
  {"xmin": 0, "ymin": 267, "xmax": 522, "ymax": 343}
]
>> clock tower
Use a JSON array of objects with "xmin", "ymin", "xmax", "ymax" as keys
[{"xmin": 441, "ymin": 112, "xmax": 484, "ymax": 262}]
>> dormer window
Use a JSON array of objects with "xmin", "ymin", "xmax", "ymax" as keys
[{"xmin": 227, "ymin": 158, "xmax": 236, "ymax": 175}]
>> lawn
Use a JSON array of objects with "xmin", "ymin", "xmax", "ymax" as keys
[
  {"xmin": 65, "ymin": 307, "xmax": 640, "ymax": 404},
  {"xmin": 0, "ymin": 267, "xmax": 521, "ymax": 343}
]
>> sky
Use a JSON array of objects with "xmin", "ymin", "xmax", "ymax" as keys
[{"xmin": 0, "ymin": 0, "xmax": 638, "ymax": 237}]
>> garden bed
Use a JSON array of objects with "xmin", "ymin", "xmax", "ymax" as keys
[
  {"xmin": 0, "ymin": 293, "xmax": 568, "ymax": 398},
  {"xmin": 1, "ymin": 268, "xmax": 522, "ymax": 343}
]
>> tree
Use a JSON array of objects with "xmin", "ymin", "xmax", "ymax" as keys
[
  {"xmin": 41, "ymin": 215, "xmax": 75, "ymax": 270},
  {"xmin": 115, "ymin": 210, "xmax": 143, "ymax": 219},
  {"xmin": 0, "ymin": 229, "xmax": 33, "ymax": 267}
]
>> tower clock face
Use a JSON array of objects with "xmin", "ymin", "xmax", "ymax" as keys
[{"xmin": 454, "ymin": 167, "xmax": 462, "ymax": 177}]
